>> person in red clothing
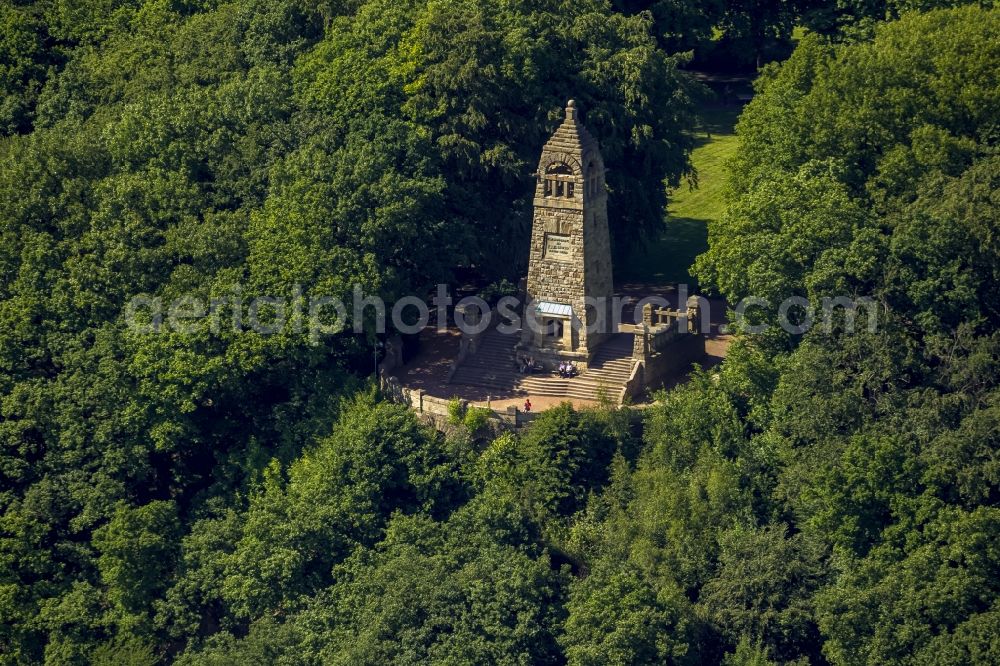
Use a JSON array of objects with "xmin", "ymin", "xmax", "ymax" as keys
[{"xmin": 524, "ymin": 398, "xmax": 532, "ymax": 412}]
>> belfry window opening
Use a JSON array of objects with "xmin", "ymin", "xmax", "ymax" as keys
[{"xmin": 544, "ymin": 162, "xmax": 575, "ymax": 199}]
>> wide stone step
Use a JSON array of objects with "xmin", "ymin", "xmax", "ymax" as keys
[
  {"xmin": 475, "ymin": 347, "xmax": 516, "ymax": 356},
  {"xmin": 463, "ymin": 359, "xmax": 516, "ymax": 369},
  {"xmin": 452, "ymin": 373, "xmax": 519, "ymax": 386},
  {"xmin": 588, "ymin": 373, "xmax": 631, "ymax": 381},
  {"xmin": 592, "ymin": 355, "xmax": 633, "ymax": 366},
  {"xmin": 522, "ymin": 386, "xmax": 620, "ymax": 401},
  {"xmin": 451, "ymin": 375, "xmax": 521, "ymax": 391},
  {"xmin": 520, "ymin": 378, "xmax": 628, "ymax": 392},
  {"xmin": 468, "ymin": 349, "xmax": 516, "ymax": 357},
  {"xmin": 463, "ymin": 352, "xmax": 516, "ymax": 362},
  {"xmin": 454, "ymin": 364, "xmax": 518, "ymax": 377},
  {"xmin": 589, "ymin": 363, "xmax": 634, "ymax": 373},
  {"xmin": 596, "ymin": 341, "xmax": 632, "ymax": 349}
]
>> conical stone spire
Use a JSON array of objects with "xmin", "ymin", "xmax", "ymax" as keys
[{"xmin": 541, "ymin": 100, "xmax": 599, "ymax": 157}]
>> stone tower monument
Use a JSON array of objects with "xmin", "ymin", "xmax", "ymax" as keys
[{"xmin": 519, "ymin": 100, "xmax": 613, "ymax": 369}]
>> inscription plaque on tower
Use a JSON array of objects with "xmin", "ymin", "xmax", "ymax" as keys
[{"xmin": 544, "ymin": 233, "xmax": 571, "ymax": 260}]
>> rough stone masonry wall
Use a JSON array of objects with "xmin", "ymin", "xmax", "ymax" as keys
[
  {"xmin": 526, "ymin": 195, "xmax": 610, "ymax": 349},
  {"xmin": 526, "ymin": 206, "xmax": 587, "ymax": 338},
  {"xmin": 381, "ymin": 374, "xmax": 538, "ymax": 430},
  {"xmin": 643, "ymin": 334, "xmax": 707, "ymax": 390},
  {"xmin": 583, "ymin": 190, "xmax": 613, "ymax": 349}
]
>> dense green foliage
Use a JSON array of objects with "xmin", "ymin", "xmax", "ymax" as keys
[
  {"xmin": 0, "ymin": 1, "xmax": 697, "ymax": 658},
  {"xmin": 1, "ymin": 0, "xmax": 997, "ymax": 664},
  {"xmin": 691, "ymin": 5, "xmax": 1000, "ymax": 662}
]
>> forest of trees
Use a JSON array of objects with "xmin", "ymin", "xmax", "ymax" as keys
[{"xmin": 1, "ymin": 0, "xmax": 997, "ymax": 663}]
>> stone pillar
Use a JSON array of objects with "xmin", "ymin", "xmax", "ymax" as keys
[
  {"xmin": 686, "ymin": 295, "xmax": 702, "ymax": 334},
  {"xmin": 633, "ymin": 324, "xmax": 650, "ymax": 362},
  {"xmin": 456, "ymin": 303, "xmax": 481, "ymax": 330}
]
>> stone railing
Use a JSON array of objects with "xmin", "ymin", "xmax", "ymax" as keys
[
  {"xmin": 619, "ymin": 359, "xmax": 644, "ymax": 404},
  {"xmin": 613, "ymin": 294, "xmax": 710, "ymax": 395},
  {"xmin": 380, "ymin": 371, "xmax": 404, "ymax": 401},
  {"xmin": 382, "ymin": 372, "xmax": 537, "ymax": 430},
  {"xmin": 641, "ymin": 297, "xmax": 707, "ymax": 334},
  {"xmin": 619, "ymin": 322, "xmax": 676, "ymax": 361},
  {"xmin": 623, "ymin": 296, "xmax": 708, "ymax": 363},
  {"xmin": 380, "ymin": 334, "xmax": 404, "ymax": 375},
  {"xmin": 446, "ymin": 341, "xmax": 472, "ymax": 383}
]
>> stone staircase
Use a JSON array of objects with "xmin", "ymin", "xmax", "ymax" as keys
[
  {"xmin": 449, "ymin": 328, "xmax": 521, "ymax": 393},
  {"xmin": 449, "ymin": 330, "xmax": 636, "ymax": 403},
  {"xmin": 520, "ymin": 334, "xmax": 635, "ymax": 401}
]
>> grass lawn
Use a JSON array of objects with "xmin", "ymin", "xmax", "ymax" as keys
[{"xmin": 618, "ymin": 104, "xmax": 742, "ymax": 288}]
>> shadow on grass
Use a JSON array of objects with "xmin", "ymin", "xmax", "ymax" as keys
[
  {"xmin": 617, "ymin": 217, "xmax": 709, "ymax": 289},
  {"xmin": 691, "ymin": 105, "xmax": 742, "ymax": 148}
]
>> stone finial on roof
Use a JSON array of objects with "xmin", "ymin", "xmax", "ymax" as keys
[{"xmin": 540, "ymin": 98, "xmax": 598, "ymax": 160}]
